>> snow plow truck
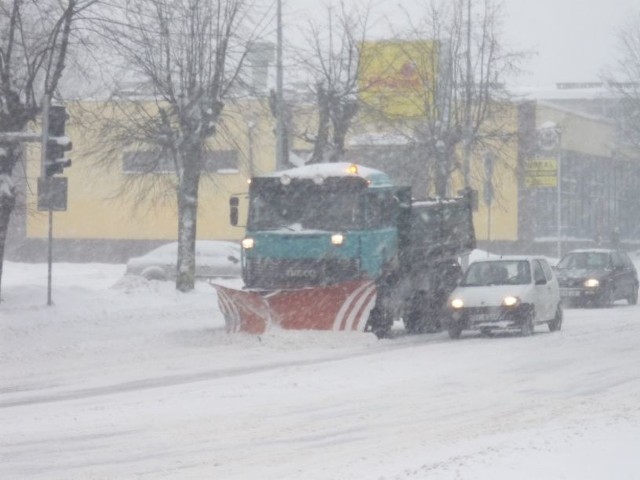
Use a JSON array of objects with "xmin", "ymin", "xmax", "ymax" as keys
[{"xmin": 213, "ymin": 162, "xmax": 476, "ymax": 337}]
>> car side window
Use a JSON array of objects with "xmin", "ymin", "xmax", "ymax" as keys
[
  {"xmin": 620, "ymin": 252, "xmax": 635, "ymax": 270},
  {"xmin": 540, "ymin": 259, "xmax": 554, "ymax": 280},
  {"xmin": 365, "ymin": 192, "xmax": 395, "ymax": 228},
  {"xmin": 611, "ymin": 252, "xmax": 625, "ymax": 269},
  {"xmin": 533, "ymin": 260, "xmax": 546, "ymax": 284}
]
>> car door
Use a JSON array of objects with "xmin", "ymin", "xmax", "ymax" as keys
[
  {"xmin": 540, "ymin": 259, "xmax": 561, "ymax": 312},
  {"xmin": 617, "ymin": 251, "xmax": 637, "ymax": 299},
  {"xmin": 532, "ymin": 260, "xmax": 554, "ymax": 322},
  {"xmin": 610, "ymin": 252, "xmax": 627, "ymax": 300}
]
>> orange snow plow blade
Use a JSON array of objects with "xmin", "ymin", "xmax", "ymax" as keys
[{"xmin": 213, "ymin": 280, "xmax": 377, "ymax": 334}]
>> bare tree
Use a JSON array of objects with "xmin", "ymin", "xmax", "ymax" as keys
[
  {"xmin": 296, "ymin": 1, "xmax": 371, "ymax": 164},
  {"xmin": 0, "ymin": 0, "xmax": 97, "ymax": 300},
  {"xmin": 366, "ymin": 0, "xmax": 522, "ymax": 196},
  {"xmin": 608, "ymin": 10, "xmax": 640, "ymax": 150},
  {"xmin": 91, "ymin": 0, "xmax": 270, "ymax": 292}
]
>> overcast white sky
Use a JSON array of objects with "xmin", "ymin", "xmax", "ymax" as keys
[{"xmin": 284, "ymin": 0, "xmax": 639, "ymax": 87}]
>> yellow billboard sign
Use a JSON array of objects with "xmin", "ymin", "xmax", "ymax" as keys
[
  {"xmin": 359, "ymin": 40, "xmax": 436, "ymax": 118},
  {"xmin": 525, "ymin": 157, "xmax": 557, "ymax": 188}
]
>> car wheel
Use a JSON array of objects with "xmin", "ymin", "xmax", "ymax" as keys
[
  {"xmin": 628, "ymin": 283, "xmax": 638, "ymax": 305},
  {"xmin": 141, "ymin": 266, "xmax": 167, "ymax": 281},
  {"xmin": 520, "ymin": 310, "xmax": 534, "ymax": 336},
  {"xmin": 548, "ymin": 305, "xmax": 563, "ymax": 332}
]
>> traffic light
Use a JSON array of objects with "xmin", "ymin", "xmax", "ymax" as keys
[{"xmin": 45, "ymin": 105, "xmax": 72, "ymax": 177}]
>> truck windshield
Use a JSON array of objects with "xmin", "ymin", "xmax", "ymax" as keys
[{"xmin": 248, "ymin": 188, "xmax": 361, "ymax": 231}]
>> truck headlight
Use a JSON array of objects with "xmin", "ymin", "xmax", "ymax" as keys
[
  {"xmin": 584, "ymin": 278, "xmax": 599, "ymax": 288},
  {"xmin": 450, "ymin": 298, "xmax": 464, "ymax": 309},
  {"xmin": 280, "ymin": 175, "xmax": 291, "ymax": 185},
  {"xmin": 331, "ymin": 233, "xmax": 344, "ymax": 246},
  {"xmin": 241, "ymin": 237, "xmax": 255, "ymax": 249},
  {"xmin": 502, "ymin": 295, "xmax": 520, "ymax": 307}
]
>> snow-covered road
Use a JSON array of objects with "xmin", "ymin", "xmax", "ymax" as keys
[{"xmin": 1, "ymin": 262, "xmax": 639, "ymax": 479}]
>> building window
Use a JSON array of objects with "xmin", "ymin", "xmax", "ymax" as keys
[{"xmin": 123, "ymin": 150, "xmax": 238, "ymax": 174}]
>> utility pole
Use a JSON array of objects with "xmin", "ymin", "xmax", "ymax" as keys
[
  {"xmin": 2, "ymin": 95, "xmax": 73, "ymax": 305},
  {"xmin": 460, "ymin": 0, "xmax": 473, "ymax": 269},
  {"xmin": 463, "ymin": 0, "xmax": 473, "ymax": 188},
  {"xmin": 275, "ymin": 0, "xmax": 285, "ymax": 170}
]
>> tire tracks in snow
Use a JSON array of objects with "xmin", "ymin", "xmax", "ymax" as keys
[{"xmin": 0, "ymin": 331, "xmax": 442, "ymax": 409}]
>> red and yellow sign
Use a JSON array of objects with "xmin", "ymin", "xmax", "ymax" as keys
[{"xmin": 359, "ymin": 40, "xmax": 436, "ymax": 118}]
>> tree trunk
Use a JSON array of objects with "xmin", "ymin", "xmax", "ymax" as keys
[
  {"xmin": 309, "ymin": 84, "xmax": 331, "ymax": 164},
  {"xmin": 176, "ymin": 149, "xmax": 202, "ymax": 292},
  {"xmin": 0, "ymin": 146, "xmax": 19, "ymax": 301},
  {"xmin": 331, "ymin": 128, "xmax": 346, "ymax": 163},
  {"xmin": 434, "ymin": 145, "xmax": 452, "ymax": 198},
  {"xmin": 0, "ymin": 194, "xmax": 16, "ymax": 301},
  {"xmin": 330, "ymin": 100, "xmax": 357, "ymax": 163}
]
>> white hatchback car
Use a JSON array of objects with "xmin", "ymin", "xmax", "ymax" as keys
[{"xmin": 446, "ymin": 256, "xmax": 562, "ymax": 338}]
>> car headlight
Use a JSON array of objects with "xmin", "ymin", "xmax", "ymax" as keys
[
  {"xmin": 502, "ymin": 295, "xmax": 520, "ymax": 307},
  {"xmin": 241, "ymin": 237, "xmax": 255, "ymax": 249},
  {"xmin": 331, "ymin": 233, "xmax": 344, "ymax": 246},
  {"xmin": 450, "ymin": 298, "xmax": 464, "ymax": 309},
  {"xmin": 584, "ymin": 278, "xmax": 599, "ymax": 288}
]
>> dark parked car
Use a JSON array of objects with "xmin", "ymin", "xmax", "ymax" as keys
[{"xmin": 555, "ymin": 249, "xmax": 638, "ymax": 307}]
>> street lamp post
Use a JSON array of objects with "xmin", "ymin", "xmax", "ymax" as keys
[
  {"xmin": 538, "ymin": 121, "xmax": 562, "ymax": 259},
  {"xmin": 556, "ymin": 148, "xmax": 562, "ymax": 259},
  {"xmin": 537, "ymin": 121, "xmax": 563, "ymax": 258}
]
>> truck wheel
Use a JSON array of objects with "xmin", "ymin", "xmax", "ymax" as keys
[
  {"xmin": 548, "ymin": 305, "xmax": 563, "ymax": 332},
  {"xmin": 404, "ymin": 305, "xmax": 423, "ymax": 334},
  {"xmin": 405, "ymin": 292, "xmax": 428, "ymax": 334},
  {"xmin": 366, "ymin": 306, "xmax": 393, "ymax": 339},
  {"xmin": 404, "ymin": 316, "xmax": 421, "ymax": 334},
  {"xmin": 373, "ymin": 325, "xmax": 391, "ymax": 339},
  {"xmin": 404, "ymin": 306, "xmax": 440, "ymax": 334}
]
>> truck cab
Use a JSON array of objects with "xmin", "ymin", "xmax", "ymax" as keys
[{"xmin": 233, "ymin": 163, "xmax": 404, "ymax": 289}]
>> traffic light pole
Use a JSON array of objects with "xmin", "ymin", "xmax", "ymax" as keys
[
  {"xmin": 41, "ymin": 95, "xmax": 54, "ymax": 306},
  {"xmin": 1, "ymin": 94, "xmax": 64, "ymax": 305}
]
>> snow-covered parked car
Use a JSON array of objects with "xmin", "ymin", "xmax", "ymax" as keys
[
  {"xmin": 126, "ymin": 241, "xmax": 241, "ymax": 280},
  {"xmin": 446, "ymin": 256, "xmax": 562, "ymax": 338}
]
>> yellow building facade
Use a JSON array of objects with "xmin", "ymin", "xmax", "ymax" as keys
[
  {"xmin": 23, "ymin": 99, "xmax": 278, "ymax": 248},
  {"xmin": 15, "ymin": 95, "xmax": 525, "ymax": 261}
]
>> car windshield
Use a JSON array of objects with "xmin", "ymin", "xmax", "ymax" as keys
[
  {"xmin": 149, "ymin": 243, "xmax": 177, "ymax": 256},
  {"xmin": 557, "ymin": 252, "xmax": 610, "ymax": 270},
  {"xmin": 460, "ymin": 260, "xmax": 531, "ymax": 286}
]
